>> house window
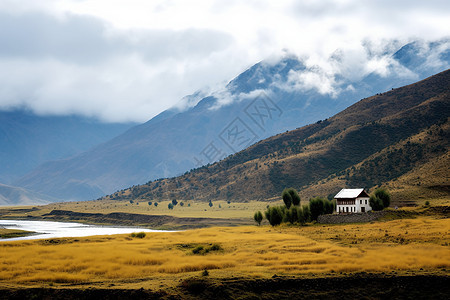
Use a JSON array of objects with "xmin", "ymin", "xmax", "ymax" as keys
[
  {"xmin": 360, "ymin": 200, "xmax": 362, "ymax": 204},
  {"xmin": 365, "ymin": 200, "xmax": 367, "ymax": 205}
]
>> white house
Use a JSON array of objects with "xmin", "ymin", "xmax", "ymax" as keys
[{"xmin": 335, "ymin": 188, "xmax": 371, "ymax": 214}]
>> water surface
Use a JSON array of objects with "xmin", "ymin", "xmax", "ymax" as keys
[{"xmin": 0, "ymin": 220, "xmax": 165, "ymax": 241}]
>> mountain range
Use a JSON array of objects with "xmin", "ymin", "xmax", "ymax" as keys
[
  {"xmin": 10, "ymin": 39, "xmax": 450, "ymax": 203},
  {"xmin": 106, "ymin": 69, "xmax": 449, "ymax": 205}
]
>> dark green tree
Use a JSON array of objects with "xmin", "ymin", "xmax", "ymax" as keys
[
  {"xmin": 253, "ymin": 211, "xmax": 263, "ymax": 225},
  {"xmin": 373, "ymin": 188, "xmax": 391, "ymax": 208},
  {"xmin": 168, "ymin": 203, "xmax": 174, "ymax": 210},
  {"xmin": 148, "ymin": 201, "xmax": 152, "ymax": 206},
  {"xmin": 264, "ymin": 206, "xmax": 283, "ymax": 226},
  {"xmin": 369, "ymin": 195, "xmax": 384, "ymax": 211},
  {"xmin": 154, "ymin": 202, "xmax": 158, "ymax": 207},
  {"xmin": 172, "ymin": 199, "xmax": 178, "ymax": 206},
  {"xmin": 287, "ymin": 206, "xmax": 300, "ymax": 224},
  {"xmin": 299, "ymin": 205, "xmax": 311, "ymax": 224},
  {"xmin": 281, "ymin": 188, "xmax": 293, "ymax": 209},
  {"xmin": 309, "ymin": 197, "xmax": 325, "ymax": 221},
  {"xmin": 287, "ymin": 188, "xmax": 301, "ymax": 206}
]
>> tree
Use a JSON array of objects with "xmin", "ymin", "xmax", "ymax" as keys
[
  {"xmin": 309, "ymin": 197, "xmax": 325, "ymax": 221},
  {"xmin": 154, "ymin": 202, "xmax": 158, "ymax": 207},
  {"xmin": 168, "ymin": 203, "xmax": 174, "ymax": 210},
  {"xmin": 287, "ymin": 188, "xmax": 301, "ymax": 206},
  {"xmin": 180, "ymin": 201, "xmax": 184, "ymax": 207},
  {"xmin": 373, "ymin": 188, "xmax": 391, "ymax": 208},
  {"xmin": 286, "ymin": 206, "xmax": 300, "ymax": 224},
  {"xmin": 209, "ymin": 200, "xmax": 213, "ymax": 207},
  {"xmin": 369, "ymin": 195, "xmax": 384, "ymax": 211},
  {"xmin": 281, "ymin": 188, "xmax": 293, "ymax": 209},
  {"xmin": 264, "ymin": 206, "xmax": 283, "ymax": 226},
  {"xmin": 172, "ymin": 199, "xmax": 178, "ymax": 206},
  {"xmin": 148, "ymin": 201, "xmax": 152, "ymax": 206},
  {"xmin": 254, "ymin": 211, "xmax": 263, "ymax": 225},
  {"xmin": 299, "ymin": 205, "xmax": 311, "ymax": 224}
]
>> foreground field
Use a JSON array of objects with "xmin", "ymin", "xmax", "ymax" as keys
[{"xmin": 0, "ymin": 217, "xmax": 448, "ymax": 295}]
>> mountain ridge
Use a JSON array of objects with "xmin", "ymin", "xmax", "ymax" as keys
[
  {"xmin": 104, "ymin": 69, "xmax": 449, "ymax": 205},
  {"xmin": 14, "ymin": 39, "xmax": 450, "ymax": 202}
]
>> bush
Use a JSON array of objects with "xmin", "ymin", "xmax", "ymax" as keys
[
  {"xmin": 148, "ymin": 201, "xmax": 152, "ymax": 206},
  {"xmin": 209, "ymin": 201, "xmax": 213, "ymax": 207},
  {"xmin": 369, "ymin": 195, "xmax": 384, "ymax": 211},
  {"xmin": 299, "ymin": 205, "xmax": 311, "ymax": 224},
  {"xmin": 130, "ymin": 232, "xmax": 146, "ymax": 238},
  {"xmin": 264, "ymin": 206, "xmax": 284, "ymax": 226},
  {"xmin": 254, "ymin": 211, "xmax": 263, "ymax": 225},
  {"xmin": 168, "ymin": 203, "xmax": 174, "ymax": 210},
  {"xmin": 309, "ymin": 197, "xmax": 334, "ymax": 221},
  {"xmin": 373, "ymin": 188, "xmax": 391, "ymax": 208},
  {"xmin": 154, "ymin": 202, "xmax": 158, "ymax": 207},
  {"xmin": 172, "ymin": 199, "xmax": 178, "ymax": 206},
  {"xmin": 309, "ymin": 197, "xmax": 325, "ymax": 221},
  {"xmin": 425, "ymin": 200, "xmax": 430, "ymax": 206},
  {"xmin": 192, "ymin": 245, "xmax": 204, "ymax": 254},
  {"xmin": 180, "ymin": 201, "xmax": 184, "ymax": 206},
  {"xmin": 286, "ymin": 206, "xmax": 300, "ymax": 224}
]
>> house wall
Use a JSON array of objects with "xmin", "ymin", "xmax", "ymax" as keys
[{"xmin": 336, "ymin": 197, "xmax": 371, "ymax": 213}]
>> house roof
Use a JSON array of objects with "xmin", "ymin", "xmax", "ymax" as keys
[{"xmin": 334, "ymin": 188, "xmax": 368, "ymax": 199}]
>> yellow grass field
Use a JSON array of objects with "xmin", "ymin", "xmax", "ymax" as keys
[
  {"xmin": 0, "ymin": 217, "xmax": 448, "ymax": 290},
  {"xmin": 4, "ymin": 200, "xmax": 282, "ymax": 220}
]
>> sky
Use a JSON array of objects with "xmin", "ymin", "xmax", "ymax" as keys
[{"xmin": 0, "ymin": 0, "xmax": 449, "ymax": 123}]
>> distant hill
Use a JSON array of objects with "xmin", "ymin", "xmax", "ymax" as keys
[
  {"xmin": 0, "ymin": 110, "xmax": 135, "ymax": 184},
  {"xmin": 15, "ymin": 39, "xmax": 450, "ymax": 202},
  {"xmin": 104, "ymin": 69, "xmax": 449, "ymax": 205},
  {"xmin": 0, "ymin": 183, "xmax": 54, "ymax": 206}
]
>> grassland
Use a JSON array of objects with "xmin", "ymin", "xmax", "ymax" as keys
[
  {"xmin": 0, "ymin": 229, "xmax": 34, "ymax": 239},
  {"xmin": 0, "ymin": 217, "xmax": 448, "ymax": 293}
]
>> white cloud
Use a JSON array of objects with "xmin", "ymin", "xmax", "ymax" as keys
[{"xmin": 0, "ymin": 0, "xmax": 449, "ymax": 122}]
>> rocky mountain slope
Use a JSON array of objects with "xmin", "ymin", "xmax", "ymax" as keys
[{"xmin": 105, "ymin": 69, "xmax": 449, "ymax": 205}]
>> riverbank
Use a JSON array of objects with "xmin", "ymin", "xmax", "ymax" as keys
[{"xmin": 0, "ymin": 228, "xmax": 35, "ymax": 239}]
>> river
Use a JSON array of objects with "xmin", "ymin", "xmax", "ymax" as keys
[{"xmin": 0, "ymin": 220, "xmax": 166, "ymax": 241}]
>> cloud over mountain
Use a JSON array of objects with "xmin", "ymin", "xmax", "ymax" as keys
[{"xmin": 0, "ymin": 0, "xmax": 449, "ymax": 122}]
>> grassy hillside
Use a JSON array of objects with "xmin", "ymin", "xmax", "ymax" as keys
[{"xmin": 103, "ymin": 70, "xmax": 450, "ymax": 205}]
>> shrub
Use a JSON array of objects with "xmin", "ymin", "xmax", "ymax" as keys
[
  {"xmin": 299, "ymin": 205, "xmax": 311, "ymax": 224},
  {"xmin": 309, "ymin": 197, "xmax": 325, "ymax": 221},
  {"xmin": 148, "ymin": 201, "xmax": 152, "ymax": 206},
  {"xmin": 180, "ymin": 201, "xmax": 184, "ymax": 207},
  {"xmin": 254, "ymin": 211, "xmax": 263, "ymax": 225},
  {"xmin": 168, "ymin": 203, "xmax": 174, "ymax": 210},
  {"xmin": 286, "ymin": 206, "xmax": 300, "ymax": 224},
  {"xmin": 130, "ymin": 232, "xmax": 146, "ymax": 238},
  {"xmin": 265, "ymin": 206, "xmax": 284, "ymax": 226},
  {"xmin": 192, "ymin": 245, "xmax": 204, "ymax": 254},
  {"xmin": 172, "ymin": 199, "xmax": 178, "ymax": 206},
  {"xmin": 201, "ymin": 269, "xmax": 209, "ymax": 276},
  {"xmin": 209, "ymin": 201, "xmax": 213, "ymax": 207},
  {"xmin": 374, "ymin": 188, "xmax": 391, "ymax": 208},
  {"xmin": 425, "ymin": 200, "xmax": 430, "ymax": 206},
  {"xmin": 369, "ymin": 195, "xmax": 384, "ymax": 211},
  {"xmin": 154, "ymin": 202, "xmax": 158, "ymax": 207}
]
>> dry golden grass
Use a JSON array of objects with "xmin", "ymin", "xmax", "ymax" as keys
[
  {"xmin": 6, "ymin": 200, "xmax": 280, "ymax": 220},
  {"xmin": 0, "ymin": 217, "xmax": 449, "ymax": 289}
]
